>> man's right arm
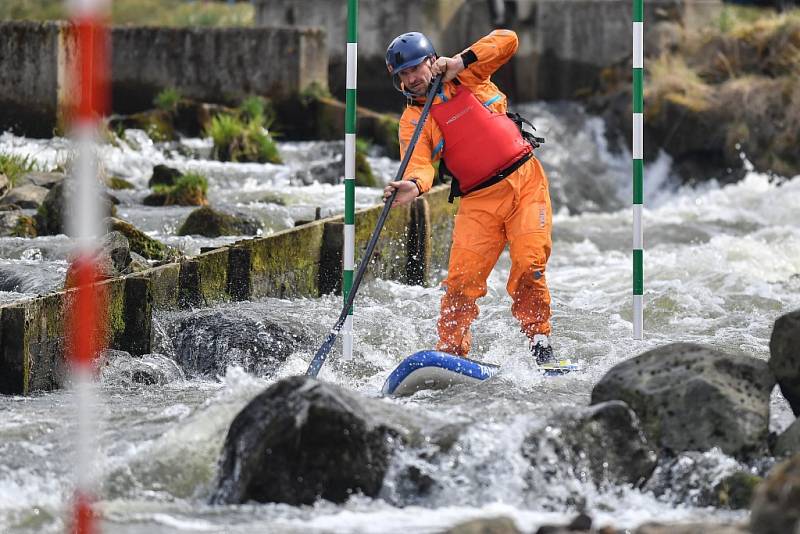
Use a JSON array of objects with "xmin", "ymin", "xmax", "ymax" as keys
[{"xmin": 398, "ymin": 110, "xmax": 436, "ymax": 194}]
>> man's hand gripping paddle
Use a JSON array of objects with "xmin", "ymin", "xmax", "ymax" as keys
[{"xmin": 305, "ymin": 75, "xmax": 443, "ymax": 378}]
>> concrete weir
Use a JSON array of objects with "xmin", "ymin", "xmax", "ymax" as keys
[
  {"xmin": 0, "ymin": 21, "xmax": 327, "ymax": 136},
  {"xmin": 0, "ymin": 186, "xmax": 457, "ymax": 395}
]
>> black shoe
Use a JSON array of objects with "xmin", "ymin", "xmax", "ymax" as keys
[{"xmin": 531, "ymin": 335, "xmax": 555, "ymax": 366}]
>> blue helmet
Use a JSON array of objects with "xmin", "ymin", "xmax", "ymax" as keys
[{"xmin": 385, "ymin": 32, "xmax": 436, "ymax": 76}]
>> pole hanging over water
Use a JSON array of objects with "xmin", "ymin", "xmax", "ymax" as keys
[
  {"xmin": 343, "ymin": 0, "xmax": 358, "ymax": 360},
  {"xmin": 633, "ymin": 0, "xmax": 644, "ymax": 339}
]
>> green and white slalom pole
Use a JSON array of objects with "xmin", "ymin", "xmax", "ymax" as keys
[
  {"xmin": 343, "ymin": 0, "xmax": 358, "ymax": 359},
  {"xmin": 633, "ymin": 0, "xmax": 644, "ymax": 339}
]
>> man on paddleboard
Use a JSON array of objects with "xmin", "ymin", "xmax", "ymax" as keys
[{"xmin": 381, "ymin": 30, "xmax": 557, "ymax": 366}]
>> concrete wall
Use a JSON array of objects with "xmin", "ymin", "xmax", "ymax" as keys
[
  {"xmin": 0, "ymin": 22, "xmax": 328, "ymax": 136},
  {"xmin": 255, "ymin": 0, "xmax": 722, "ymax": 107},
  {"xmin": 0, "ymin": 186, "xmax": 457, "ymax": 395},
  {"xmin": 0, "ymin": 22, "xmax": 72, "ymax": 137},
  {"xmin": 111, "ymin": 26, "xmax": 328, "ymax": 113}
]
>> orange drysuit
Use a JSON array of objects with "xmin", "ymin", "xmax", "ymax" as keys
[{"xmin": 398, "ymin": 29, "xmax": 553, "ymax": 356}]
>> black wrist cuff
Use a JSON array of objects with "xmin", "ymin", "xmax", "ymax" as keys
[
  {"xmin": 460, "ymin": 50, "xmax": 478, "ymax": 68},
  {"xmin": 409, "ymin": 179, "xmax": 423, "ymax": 196}
]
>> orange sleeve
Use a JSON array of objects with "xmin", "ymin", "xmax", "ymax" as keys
[
  {"xmin": 458, "ymin": 29, "xmax": 519, "ymax": 83},
  {"xmin": 398, "ymin": 108, "xmax": 438, "ymax": 193}
]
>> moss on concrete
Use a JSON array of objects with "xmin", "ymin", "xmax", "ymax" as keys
[
  {"xmin": 107, "ymin": 176, "xmax": 136, "ymax": 190},
  {"xmin": 195, "ymin": 248, "xmax": 230, "ymax": 304},
  {"xmin": 244, "ymin": 221, "xmax": 326, "ymax": 299},
  {"xmin": 144, "ymin": 262, "xmax": 181, "ymax": 309},
  {"xmin": 424, "ymin": 185, "xmax": 458, "ymax": 278},
  {"xmin": 353, "ymin": 201, "xmax": 412, "ymax": 284}
]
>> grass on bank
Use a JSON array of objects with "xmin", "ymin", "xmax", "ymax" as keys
[
  {"xmin": 0, "ymin": 153, "xmax": 38, "ymax": 187},
  {"xmin": 0, "ymin": 0, "xmax": 254, "ymax": 27},
  {"xmin": 205, "ymin": 97, "xmax": 282, "ymax": 164},
  {"xmin": 152, "ymin": 172, "xmax": 209, "ymax": 206}
]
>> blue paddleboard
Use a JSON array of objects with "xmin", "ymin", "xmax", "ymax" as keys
[{"xmin": 382, "ymin": 350, "xmax": 580, "ymax": 397}]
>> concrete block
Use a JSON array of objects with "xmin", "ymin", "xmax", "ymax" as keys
[
  {"xmin": 178, "ymin": 247, "xmax": 230, "ymax": 308},
  {"xmin": 240, "ymin": 220, "xmax": 327, "ymax": 300},
  {"xmin": 227, "ymin": 246, "xmax": 252, "ymax": 301},
  {"xmin": 425, "ymin": 185, "xmax": 458, "ymax": 277},
  {"xmin": 145, "ymin": 262, "xmax": 181, "ymax": 310}
]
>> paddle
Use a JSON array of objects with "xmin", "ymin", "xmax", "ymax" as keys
[{"xmin": 306, "ymin": 75, "xmax": 444, "ymax": 378}]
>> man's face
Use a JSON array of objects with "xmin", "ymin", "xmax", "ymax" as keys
[{"xmin": 397, "ymin": 57, "xmax": 433, "ymax": 96}]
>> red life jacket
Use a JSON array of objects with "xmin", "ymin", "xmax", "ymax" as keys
[{"xmin": 430, "ymin": 85, "xmax": 531, "ymax": 194}]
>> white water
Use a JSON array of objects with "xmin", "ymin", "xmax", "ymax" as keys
[{"xmin": 1, "ymin": 102, "xmax": 799, "ymax": 533}]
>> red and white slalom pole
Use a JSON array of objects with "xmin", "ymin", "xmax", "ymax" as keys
[{"xmin": 66, "ymin": 1, "xmax": 110, "ymax": 532}]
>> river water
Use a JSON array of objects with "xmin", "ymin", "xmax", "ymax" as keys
[{"xmin": 1, "ymin": 101, "xmax": 799, "ymax": 533}]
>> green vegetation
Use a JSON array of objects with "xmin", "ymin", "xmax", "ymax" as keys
[
  {"xmin": 205, "ymin": 97, "xmax": 282, "ymax": 164},
  {"xmin": 107, "ymin": 176, "xmax": 136, "ymax": 190},
  {"xmin": 644, "ymin": 8, "xmax": 800, "ymax": 177},
  {"xmin": 0, "ymin": 0, "xmax": 254, "ymax": 27},
  {"xmin": 154, "ymin": 87, "xmax": 182, "ymax": 113},
  {"xmin": 152, "ymin": 172, "xmax": 209, "ymax": 206},
  {"xmin": 0, "ymin": 153, "xmax": 38, "ymax": 187}
]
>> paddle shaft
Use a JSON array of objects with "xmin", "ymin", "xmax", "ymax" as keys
[{"xmin": 306, "ymin": 76, "xmax": 443, "ymax": 378}]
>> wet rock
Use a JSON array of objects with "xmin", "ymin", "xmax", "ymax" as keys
[
  {"xmin": 750, "ymin": 453, "xmax": 800, "ymax": 534},
  {"xmin": 177, "ymin": 206, "xmax": 260, "ymax": 237},
  {"xmin": 16, "ymin": 171, "xmax": 65, "ymax": 189},
  {"xmin": 149, "ymin": 164, "xmax": 182, "ymax": 188},
  {"xmin": 591, "ymin": 343, "xmax": 775, "ymax": 459},
  {"xmin": 106, "ymin": 217, "xmax": 181, "ymax": 262},
  {"xmin": 0, "ymin": 210, "xmax": 36, "ymax": 237},
  {"xmin": 713, "ymin": 471, "xmax": 763, "ymax": 509},
  {"xmin": 769, "ymin": 309, "xmax": 800, "ymax": 415},
  {"xmin": 170, "ymin": 308, "xmax": 306, "ymax": 378},
  {"xmin": 634, "ymin": 522, "xmax": 748, "ymax": 534},
  {"xmin": 522, "ymin": 400, "xmax": 657, "ymax": 488},
  {"xmin": 100, "ymin": 351, "xmax": 184, "ymax": 385},
  {"xmin": 1, "ymin": 184, "xmax": 49, "ymax": 209},
  {"xmin": 35, "ymin": 180, "xmax": 117, "ymax": 236},
  {"xmin": 212, "ymin": 375, "xmax": 448, "ymax": 505},
  {"xmin": 64, "ymin": 231, "xmax": 147, "ymax": 288},
  {"xmin": 444, "ymin": 517, "xmax": 521, "ymax": 534},
  {"xmin": 643, "ymin": 449, "xmax": 767, "ymax": 509},
  {"xmin": 774, "ymin": 419, "xmax": 800, "ymax": 457},
  {"xmin": 535, "ymin": 513, "xmax": 593, "ymax": 533}
]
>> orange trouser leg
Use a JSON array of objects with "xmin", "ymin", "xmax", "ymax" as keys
[
  {"xmin": 436, "ymin": 187, "xmax": 508, "ymax": 356},
  {"xmin": 505, "ymin": 157, "xmax": 553, "ymax": 339}
]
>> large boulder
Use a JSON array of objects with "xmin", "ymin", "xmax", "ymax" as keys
[
  {"xmin": 774, "ymin": 419, "xmax": 800, "ymax": 458},
  {"xmin": 106, "ymin": 217, "xmax": 180, "ymax": 262},
  {"xmin": 177, "ymin": 206, "xmax": 260, "ymax": 237},
  {"xmin": 591, "ymin": 343, "xmax": 775, "ymax": 459},
  {"xmin": 750, "ymin": 453, "xmax": 800, "ymax": 534},
  {"xmin": 170, "ymin": 308, "xmax": 307, "ymax": 378},
  {"xmin": 211, "ymin": 375, "xmax": 450, "ymax": 505},
  {"xmin": 522, "ymin": 400, "xmax": 657, "ymax": 489},
  {"xmin": 35, "ymin": 180, "xmax": 117, "ymax": 236},
  {"xmin": 1, "ymin": 184, "xmax": 50, "ymax": 209},
  {"xmin": 148, "ymin": 164, "xmax": 182, "ymax": 188},
  {"xmin": 769, "ymin": 309, "xmax": 800, "ymax": 415},
  {"xmin": 16, "ymin": 171, "xmax": 65, "ymax": 189}
]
